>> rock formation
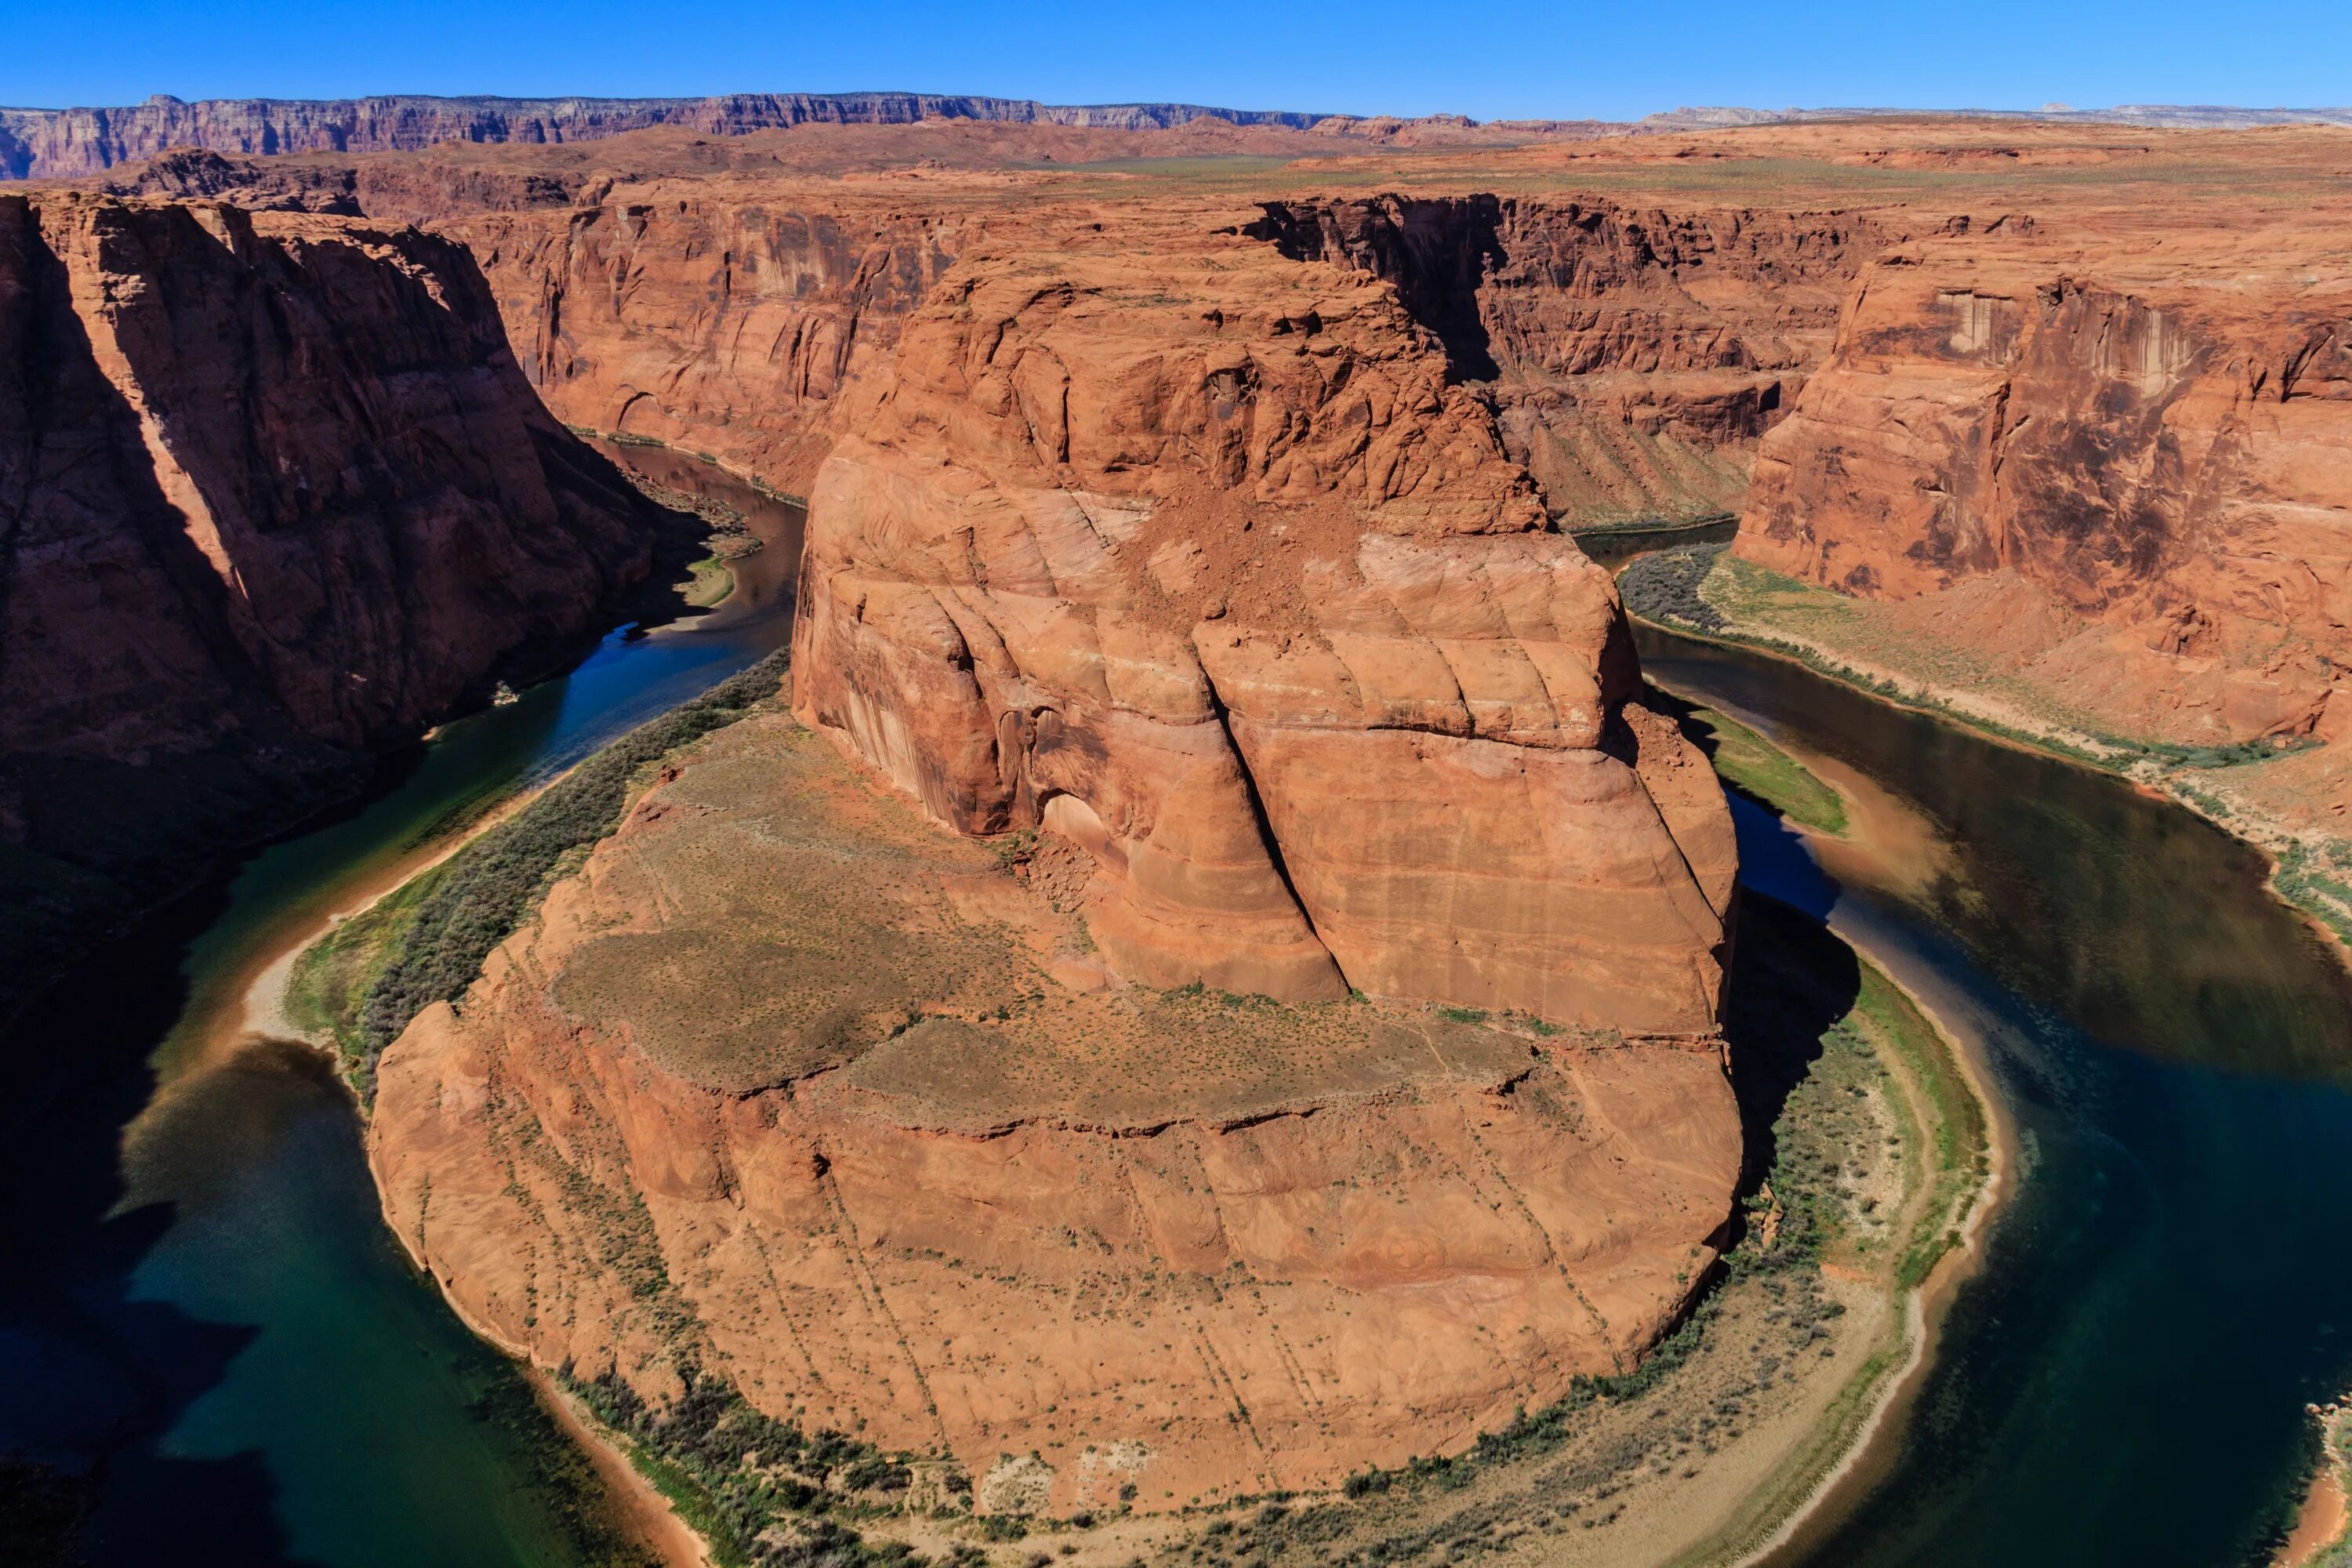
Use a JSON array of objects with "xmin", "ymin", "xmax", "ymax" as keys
[
  {"xmin": 0, "ymin": 191, "xmax": 670, "ymax": 1003},
  {"xmin": 788, "ymin": 205, "xmax": 1737, "ymax": 1029},
  {"xmin": 372, "ymin": 714, "xmax": 1741, "ymax": 1512},
  {"xmin": 1242, "ymin": 195, "xmax": 1880, "ymax": 524},
  {"xmin": 353, "ymin": 139, "xmax": 1756, "ymax": 1512},
  {"xmin": 0, "ymin": 92, "xmax": 1346, "ymax": 181},
  {"xmin": 1737, "ymin": 216, "xmax": 2352, "ymax": 744}
]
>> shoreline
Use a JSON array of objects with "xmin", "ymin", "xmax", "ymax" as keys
[
  {"xmin": 1631, "ymin": 604, "xmax": 2352, "ymax": 972},
  {"xmin": 2279, "ymin": 1403, "xmax": 2352, "ymax": 1568},
  {"xmin": 1730, "ymin": 919, "xmax": 2015, "ymax": 1566},
  {"xmin": 372, "ymin": 1171, "xmax": 713, "ymax": 1568},
  {"xmin": 227, "ymin": 662, "xmax": 764, "ymax": 1568},
  {"xmin": 239, "ymin": 815, "xmax": 716, "ymax": 1568},
  {"xmin": 2281, "ymin": 1461, "xmax": 2350, "ymax": 1567},
  {"xmin": 1635, "ymin": 662, "xmax": 2015, "ymax": 1566},
  {"xmin": 1682, "ymin": 916, "xmax": 2011, "ymax": 1568}
]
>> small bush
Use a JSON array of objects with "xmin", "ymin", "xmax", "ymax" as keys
[
  {"xmin": 1618, "ymin": 546, "xmax": 1730, "ymax": 632},
  {"xmin": 356, "ymin": 650, "xmax": 790, "ymax": 1084}
]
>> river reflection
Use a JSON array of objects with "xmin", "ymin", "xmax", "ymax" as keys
[
  {"xmin": 1643, "ymin": 626, "xmax": 2352, "ymax": 1083},
  {"xmin": 0, "ymin": 449, "xmax": 800, "ymax": 1566},
  {"xmin": 1642, "ymin": 624, "xmax": 2352, "ymax": 1566}
]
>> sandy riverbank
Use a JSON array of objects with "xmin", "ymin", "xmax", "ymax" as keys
[
  {"xmin": 2281, "ymin": 1463, "xmax": 2348, "ymax": 1567},
  {"xmin": 1733, "ymin": 927, "xmax": 2015, "ymax": 1567},
  {"xmin": 1625, "ymin": 564, "xmax": 2352, "ymax": 971},
  {"xmin": 1633, "ymin": 670, "xmax": 2017, "ymax": 1566},
  {"xmin": 2278, "ymin": 1401, "xmax": 2352, "ymax": 1568},
  {"xmin": 230, "ymin": 859, "xmax": 714, "ymax": 1568}
]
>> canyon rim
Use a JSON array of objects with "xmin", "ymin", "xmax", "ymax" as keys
[{"xmin": 8, "ymin": 85, "xmax": 2352, "ymax": 1568}]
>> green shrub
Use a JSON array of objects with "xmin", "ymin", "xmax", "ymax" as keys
[
  {"xmin": 356, "ymin": 650, "xmax": 790, "ymax": 1083},
  {"xmin": 1618, "ymin": 546, "xmax": 1730, "ymax": 632}
]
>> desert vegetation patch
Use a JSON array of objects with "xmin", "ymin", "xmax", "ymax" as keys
[{"xmin": 550, "ymin": 713, "xmax": 1584, "ymax": 1123}]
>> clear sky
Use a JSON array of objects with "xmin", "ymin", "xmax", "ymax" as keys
[{"xmin": 5, "ymin": 0, "xmax": 2347, "ymax": 123}]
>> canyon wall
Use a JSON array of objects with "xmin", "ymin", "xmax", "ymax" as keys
[
  {"xmin": 0, "ymin": 93, "xmax": 1331, "ymax": 180},
  {"xmin": 445, "ymin": 194, "xmax": 968, "ymax": 495},
  {"xmin": 426, "ymin": 185, "xmax": 1884, "ymax": 536},
  {"xmin": 0, "ymin": 191, "xmax": 670, "ymax": 1000},
  {"xmin": 1245, "ymin": 195, "xmax": 1882, "ymax": 524},
  {"xmin": 1737, "ymin": 220, "xmax": 2352, "ymax": 743}
]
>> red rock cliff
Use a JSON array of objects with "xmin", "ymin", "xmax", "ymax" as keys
[
  {"xmin": 1738, "ymin": 215, "xmax": 2352, "ymax": 743},
  {"xmin": 789, "ymin": 205, "xmax": 1737, "ymax": 1031},
  {"xmin": 1244, "ymin": 196, "xmax": 1883, "ymax": 524},
  {"xmin": 0, "ymin": 191, "xmax": 666, "ymax": 996}
]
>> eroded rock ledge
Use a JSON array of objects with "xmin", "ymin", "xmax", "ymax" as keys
[{"xmin": 371, "ymin": 717, "xmax": 1741, "ymax": 1512}]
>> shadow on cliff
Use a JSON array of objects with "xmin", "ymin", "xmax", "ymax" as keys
[
  {"xmin": 0, "ymin": 879, "xmax": 318, "ymax": 1567},
  {"xmin": 1722, "ymin": 892, "xmax": 1863, "ymax": 1214},
  {"xmin": 0, "ymin": 198, "xmax": 365, "ymax": 1027},
  {"xmin": 1241, "ymin": 195, "xmax": 1504, "ymax": 381},
  {"xmin": 0, "ymin": 200, "xmax": 710, "ymax": 1029}
]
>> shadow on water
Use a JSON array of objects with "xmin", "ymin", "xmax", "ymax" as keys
[
  {"xmin": 0, "ymin": 456, "xmax": 800, "ymax": 1566},
  {"xmin": 1640, "ymin": 625, "xmax": 2352, "ymax": 1083},
  {"xmin": 1640, "ymin": 623, "xmax": 2352, "ymax": 1567},
  {"xmin": 1722, "ymin": 884, "xmax": 1862, "ymax": 1205},
  {"xmin": 0, "ymin": 880, "xmax": 309, "ymax": 1566}
]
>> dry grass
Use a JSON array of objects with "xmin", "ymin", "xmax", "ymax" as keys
[
  {"xmin": 551, "ymin": 718, "xmax": 1571, "ymax": 1120},
  {"xmin": 843, "ymin": 996, "xmax": 1537, "ymax": 1133}
]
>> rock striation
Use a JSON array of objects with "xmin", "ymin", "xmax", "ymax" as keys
[
  {"xmin": 0, "ymin": 191, "xmax": 670, "ymax": 1003},
  {"xmin": 788, "ymin": 207, "xmax": 1737, "ymax": 1029},
  {"xmin": 372, "ymin": 715, "xmax": 1741, "ymax": 1512},
  {"xmin": 0, "ymin": 93, "xmax": 1335, "ymax": 180},
  {"xmin": 1737, "ymin": 218, "xmax": 2352, "ymax": 743}
]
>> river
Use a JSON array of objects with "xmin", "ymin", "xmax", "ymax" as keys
[
  {"xmin": 0, "ymin": 445, "xmax": 802, "ymax": 1567},
  {"xmin": 1639, "ymin": 624, "xmax": 2352, "ymax": 1567},
  {"xmin": 6, "ymin": 471, "xmax": 2347, "ymax": 1566}
]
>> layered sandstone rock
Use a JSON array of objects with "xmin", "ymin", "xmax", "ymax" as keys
[
  {"xmin": 344, "ymin": 162, "xmax": 1747, "ymax": 1507},
  {"xmin": 445, "ymin": 194, "xmax": 966, "ymax": 495},
  {"xmin": 0, "ymin": 93, "xmax": 1333, "ymax": 181},
  {"xmin": 372, "ymin": 717, "xmax": 1741, "ymax": 1511},
  {"xmin": 0, "ymin": 191, "xmax": 667, "ymax": 1000},
  {"xmin": 1737, "ymin": 218, "xmax": 2352, "ymax": 742},
  {"xmin": 1245, "ymin": 195, "xmax": 1884, "ymax": 525},
  {"xmin": 788, "ymin": 209, "xmax": 1736, "ymax": 1029}
]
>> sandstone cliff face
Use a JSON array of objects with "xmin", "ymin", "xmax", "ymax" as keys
[
  {"xmin": 0, "ymin": 93, "xmax": 1330, "ymax": 181},
  {"xmin": 444, "ymin": 192, "xmax": 966, "ymax": 495},
  {"xmin": 790, "ymin": 209, "xmax": 1737, "ymax": 1031},
  {"xmin": 1247, "ymin": 196, "xmax": 1883, "ymax": 525},
  {"xmin": 372, "ymin": 716, "xmax": 1741, "ymax": 1512},
  {"xmin": 1738, "ymin": 221, "xmax": 2352, "ymax": 742},
  {"xmin": 0, "ymin": 191, "xmax": 665, "ymax": 999}
]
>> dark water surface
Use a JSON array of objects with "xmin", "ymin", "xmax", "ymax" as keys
[
  {"xmin": 1641, "ymin": 625, "xmax": 2352, "ymax": 1567},
  {"xmin": 0, "ymin": 452, "xmax": 801, "ymax": 1566},
  {"xmin": 7, "ymin": 469, "xmax": 2345, "ymax": 1567}
]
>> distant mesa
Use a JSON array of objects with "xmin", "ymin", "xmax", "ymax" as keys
[
  {"xmin": 1637, "ymin": 101, "xmax": 2352, "ymax": 130},
  {"xmin": 8, "ymin": 89, "xmax": 2352, "ymax": 182},
  {"xmin": 0, "ymin": 91, "xmax": 1338, "ymax": 179}
]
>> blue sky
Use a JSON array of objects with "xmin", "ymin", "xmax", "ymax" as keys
[{"xmin": 5, "ymin": 0, "xmax": 2346, "ymax": 122}]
